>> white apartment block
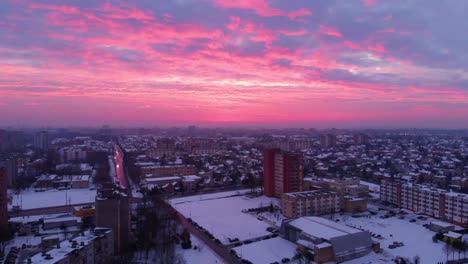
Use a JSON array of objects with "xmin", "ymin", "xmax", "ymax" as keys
[
  {"xmin": 381, "ymin": 180, "xmax": 468, "ymax": 225},
  {"xmin": 281, "ymin": 190, "xmax": 341, "ymax": 218}
]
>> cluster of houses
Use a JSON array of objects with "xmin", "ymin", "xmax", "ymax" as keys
[
  {"xmin": 34, "ymin": 163, "xmax": 95, "ymax": 191},
  {"xmin": 301, "ymin": 133, "xmax": 468, "ymax": 192},
  {"xmin": 118, "ymin": 135, "xmax": 266, "ymax": 194}
]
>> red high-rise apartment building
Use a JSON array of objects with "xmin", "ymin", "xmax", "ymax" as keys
[
  {"xmin": 0, "ymin": 166, "xmax": 8, "ymax": 234},
  {"xmin": 263, "ymin": 149, "xmax": 303, "ymax": 197},
  {"xmin": 263, "ymin": 148, "xmax": 279, "ymax": 197}
]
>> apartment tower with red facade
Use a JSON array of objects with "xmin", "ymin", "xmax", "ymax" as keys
[
  {"xmin": 263, "ymin": 148, "xmax": 303, "ymax": 197},
  {"xmin": 0, "ymin": 166, "xmax": 8, "ymax": 234}
]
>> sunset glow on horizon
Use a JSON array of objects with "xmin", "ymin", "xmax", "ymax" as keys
[{"xmin": 1, "ymin": 0, "xmax": 468, "ymax": 128}]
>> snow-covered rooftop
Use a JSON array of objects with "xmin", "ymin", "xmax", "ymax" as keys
[{"xmin": 288, "ymin": 217, "xmax": 361, "ymax": 240}]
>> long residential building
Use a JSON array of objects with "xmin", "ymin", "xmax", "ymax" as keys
[
  {"xmin": 140, "ymin": 164, "xmax": 197, "ymax": 178},
  {"xmin": 0, "ymin": 166, "xmax": 8, "ymax": 234},
  {"xmin": 281, "ymin": 190, "xmax": 340, "ymax": 218},
  {"xmin": 381, "ymin": 179, "xmax": 468, "ymax": 225},
  {"xmin": 303, "ymin": 177, "xmax": 369, "ymax": 198}
]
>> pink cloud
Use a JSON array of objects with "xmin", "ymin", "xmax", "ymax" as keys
[
  {"xmin": 212, "ymin": 0, "xmax": 285, "ymax": 17},
  {"xmin": 362, "ymin": 0, "xmax": 377, "ymax": 6},
  {"xmin": 24, "ymin": 102, "xmax": 40, "ymax": 106},
  {"xmin": 287, "ymin": 8, "xmax": 312, "ymax": 20},
  {"xmin": 343, "ymin": 41, "xmax": 361, "ymax": 50},
  {"xmin": 1, "ymin": 0, "xmax": 466, "ymax": 128},
  {"xmin": 226, "ymin": 16, "xmax": 241, "ymax": 31},
  {"xmin": 213, "ymin": 0, "xmax": 310, "ymax": 22},
  {"xmin": 279, "ymin": 29, "xmax": 307, "ymax": 36},
  {"xmin": 368, "ymin": 43, "xmax": 386, "ymax": 53},
  {"xmin": 377, "ymin": 28, "xmax": 395, "ymax": 34},
  {"xmin": 29, "ymin": 3, "xmax": 79, "ymax": 14},
  {"xmin": 162, "ymin": 14, "xmax": 173, "ymax": 22},
  {"xmin": 384, "ymin": 15, "xmax": 393, "ymax": 21},
  {"xmin": 100, "ymin": 2, "xmax": 154, "ymax": 20},
  {"xmin": 318, "ymin": 26, "xmax": 343, "ymax": 38}
]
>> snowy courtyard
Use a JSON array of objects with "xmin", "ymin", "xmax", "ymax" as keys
[
  {"xmin": 233, "ymin": 237, "xmax": 298, "ymax": 264},
  {"xmin": 170, "ymin": 189, "xmax": 464, "ymax": 264},
  {"xmin": 177, "ymin": 236, "xmax": 223, "ymax": 264},
  {"xmin": 170, "ymin": 190, "xmax": 280, "ymax": 245},
  {"xmin": 333, "ymin": 209, "xmax": 458, "ymax": 263},
  {"xmin": 9, "ymin": 188, "xmax": 96, "ymax": 210}
]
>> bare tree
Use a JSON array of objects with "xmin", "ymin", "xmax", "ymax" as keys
[{"xmin": 444, "ymin": 243, "xmax": 452, "ymax": 262}]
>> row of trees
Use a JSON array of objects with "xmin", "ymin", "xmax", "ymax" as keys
[{"xmin": 433, "ymin": 233, "xmax": 468, "ymax": 261}]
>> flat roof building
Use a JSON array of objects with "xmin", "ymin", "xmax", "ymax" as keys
[
  {"xmin": 29, "ymin": 227, "xmax": 113, "ymax": 263},
  {"xmin": 281, "ymin": 190, "xmax": 340, "ymax": 218},
  {"xmin": 282, "ymin": 217, "xmax": 372, "ymax": 263},
  {"xmin": 381, "ymin": 179, "xmax": 468, "ymax": 226},
  {"xmin": 0, "ymin": 166, "xmax": 8, "ymax": 234}
]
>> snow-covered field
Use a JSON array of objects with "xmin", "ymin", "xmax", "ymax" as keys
[
  {"xmin": 177, "ymin": 235, "xmax": 223, "ymax": 264},
  {"xmin": 171, "ymin": 189, "xmax": 459, "ymax": 264},
  {"xmin": 233, "ymin": 237, "xmax": 298, "ymax": 264},
  {"xmin": 9, "ymin": 188, "xmax": 96, "ymax": 209},
  {"xmin": 170, "ymin": 189, "xmax": 257, "ymax": 205},
  {"xmin": 171, "ymin": 191, "xmax": 279, "ymax": 244},
  {"xmin": 10, "ymin": 213, "xmax": 77, "ymax": 224},
  {"xmin": 334, "ymin": 211, "xmax": 450, "ymax": 263}
]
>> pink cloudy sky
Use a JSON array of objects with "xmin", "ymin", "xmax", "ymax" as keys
[{"xmin": 0, "ymin": 0, "xmax": 467, "ymax": 128}]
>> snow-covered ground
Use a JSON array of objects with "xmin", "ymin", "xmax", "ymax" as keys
[
  {"xmin": 333, "ymin": 210, "xmax": 451, "ymax": 263},
  {"xmin": 343, "ymin": 252, "xmax": 393, "ymax": 264},
  {"xmin": 255, "ymin": 208, "xmax": 285, "ymax": 227},
  {"xmin": 9, "ymin": 188, "xmax": 96, "ymax": 209},
  {"xmin": 171, "ymin": 188, "xmax": 458, "ymax": 264},
  {"xmin": 233, "ymin": 237, "xmax": 298, "ymax": 264},
  {"xmin": 171, "ymin": 191, "xmax": 278, "ymax": 244},
  {"xmin": 169, "ymin": 189, "xmax": 257, "ymax": 205},
  {"xmin": 10, "ymin": 213, "xmax": 78, "ymax": 224},
  {"xmin": 177, "ymin": 235, "xmax": 224, "ymax": 264}
]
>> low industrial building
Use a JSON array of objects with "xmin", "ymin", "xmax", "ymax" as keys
[
  {"xmin": 43, "ymin": 216, "xmax": 80, "ymax": 230},
  {"xmin": 181, "ymin": 175, "xmax": 202, "ymax": 192},
  {"xmin": 143, "ymin": 176, "xmax": 181, "ymax": 190},
  {"xmin": 35, "ymin": 174, "xmax": 57, "ymax": 190},
  {"xmin": 429, "ymin": 221, "xmax": 455, "ymax": 233},
  {"xmin": 342, "ymin": 197, "xmax": 368, "ymax": 213},
  {"xmin": 74, "ymin": 205, "xmax": 96, "ymax": 218},
  {"xmin": 281, "ymin": 217, "xmax": 373, "ymax": 263},
  {"xmin": 35, "ymin": 174, "xmax": 90, "ymax": 190}
]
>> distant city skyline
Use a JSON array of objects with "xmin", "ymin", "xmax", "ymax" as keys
[{"xmin": 1, "ymin": 0, "xmax": 467, "ymax": 128}]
